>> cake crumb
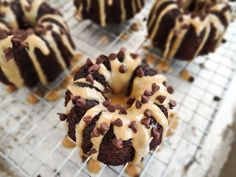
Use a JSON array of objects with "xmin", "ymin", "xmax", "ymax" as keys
[
  {"xmin": 61, "ymin": 75, "xmax": 73, "ymax": 88},
  {"xmin": 27, "ymin": 93, "xmax": 39, "ymax": 105},
  {"xmin": 167, "ymin": 112, "xmax": 179, "ymax": 137},
  {"xmin": 62, "ymin": 136, "xmax": 76, "ymax": 148},
  {"xmin": 142, "ymin": 45, "xmax": 153, "ymax": 52},
  {"xmin": 87, "ymin": 159, "xmax": 101, "ymax": 174},
  {"xmin": 120, "ymin": 33, "xmax": 129, "ymax": 41},
  {"xmin": 180, "ymin": 69, "xmax": 194, "ymax": 83},
  {"xmin": 146, "ymin": 53, "xmax": 158, "ymax": 64},
  {"xmin": 213, "ymin": 96, "xmax": 221, "ymax": 102},
  {"xmin": 72, "ymin": 53, "xmax": 83, "ymax": 64},
  {"xmin": 99, "ymin": 35, "xmax": 109, "ymax": 44},
  {"xmin": 45, "ymin": 90, "xmax": 61, "ymax": 102},
  {"xmin": 156, "ymin": 60, "xmax": 171, "ymax": 72},
  {"xmin": 70, "ymin": 65, "xmax": 81, "ymax": 75},
  {"xmin": 129, "ymin": 22, "xmax": 140, "ymax": 31},
  {"xmin": 6, "ymin": 85, "xmax": 17, "ymax": 93},
  {"xmin": 125, "ymin": 163, "xmax": 143, "ymax": 177}
]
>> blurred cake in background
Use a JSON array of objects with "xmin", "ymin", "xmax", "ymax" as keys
[
  {"xmin": 147, "ymin": 0, "xmax": 231, "ymax": 61},
  {"xmin": 74, "ymin": 0, "xmax": 145, "ymax": 26},
  {"xmin": 0, "ymin": 0, "xmax": 75, "ymax": 89}
]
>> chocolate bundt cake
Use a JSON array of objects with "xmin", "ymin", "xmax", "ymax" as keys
[
  {"xmin": 147, "ymin": 0, "xmax": 231, "ymax": 61},
  {"xmin": 74, "ymin": 0, "xmax": 145, "ymax": 26},
  {"xmin": 0, "ymin": 0, "xmax": 75, "ymax": 88},
  {"xmin": 59, "ymin": 50, "xmax": 176, "ymax": 170}
]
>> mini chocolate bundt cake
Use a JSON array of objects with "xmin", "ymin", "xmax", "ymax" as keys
[
  {"xmin": 0, "ymin": 0, "xmax": 75, "ymax": 88},
  {"xmin": 59, "ymin": 50, "xmax": 176, "ymax": 171},
  {"xmin": 147, "ymin": 0, "xmax": 231, "ymax": 61},
  {"xmin": 74, "ymin": 0, "xmax": 145, "ymax": 26}
]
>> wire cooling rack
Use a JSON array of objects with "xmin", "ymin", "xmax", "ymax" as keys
[{"xmin": 1, "ymin": 0, "xmax": 236, "ymax": 177}]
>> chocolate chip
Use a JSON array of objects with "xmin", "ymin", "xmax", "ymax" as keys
[
  {"xmin": 103, "ymin": 86, "xmax": 112, "ymax": 93},
  {"xmin": 20, "ymin": 41, "xmax": 28, "ymax": 48},
  {"xmin": 87, "ymin": 148, "xmax": 97, "ymax": 155},
  {"xmin": 35, "ymin": 26, "xmax": 47, "ymax": 35},
  {"xmin": 11, "ymin": 37, "xmax": 21, "ymax": 46},
  {"xmin": 88, "ymin": 64, "xmax": 100, "ymax": 74},
  {"xmin": 127, "ymin": 97, "xmax": 135, "ymax": 106},
  {"xmin": 144, "ymin": 90, "xmax": 153, "ymax": 97},
  {"xmin": 179, "ymin": 16, "xmax": 184, "ymax": 22},
  {"xmin": 141, "ymin": 118, "xmax": 151, "ymax": 129},
  {"xmin": 4, "ymin": 47, "xmax": 13, "ymax": 60},
  {"xmin": 141, "ymin": 95, "xmax": 149, "ymax": 103},
  {"xmin": 86, "ymin": 74, "xmax": 94, "ymax": 84},
  {"xmin": 86, "ymin": 58, "xmax": 93, "ymax": 67},
  {"xmin": 117, "ymin": 51, "xmax": 125, "ymax": 61},
  {"xmin": 46, "ymin": 24, "xmax": 53, "ymax": 30},
  {"xmin": 131, "ymin": 53, "xmax": 138, "ymax": 59},
  {"xmin": 169, "ymin": 100, "xmax": 177, "ymax": 109},
  {"xmin": 58, "ymin": 113, "xmax": 67, "ymax": 121},
  {"xmin": 109, "ymin": 53, "xmax": 116, "ymax": 60},
  {"xmin": 135, "ymin": 100, "xmax": 142, "ymax": 109},
  {"xmin": 163, "ymin": 81, "xmax": 167, "ymax": 86},
  {"xmin": 136, "ymin": 67, "xmax": 144, "ymax": 77},
  {"xmin": 119, "ymin": 107, "xmax": 127, "ymax": 115},
  {"xmin": 71, "ymin": 95, "xmax": 80, "ymax": 104},
  {"xmin": 0, "ymin": 31, "xmax": 7, "ymax": 40},
  {"xmin": 181, "ymin": 24, "xmax": 188, "ymax": 30},
  {"xmin": 60, "ymin": 28, "xmax": 66, "ymax": 34},
  {"xmin": 25, "ymin": 5, "xmax": 31, "ymax": 11},
  {"xmin": 99, "ymin": 122, "xmax": 109, "ymax": 135},
  {"xmin": 96, "ymin": 56, "xmax": 104, "ymax": 64},
  {"xmin": 107, "ymin": 104, "xmax": 116, "ymax": 112},
  {"xmin": 128, "ymin": 121, "xmax": 137, "ymax": 133},
  {"xmin": 167, "ymin": 86, "xmax": 174, "ymax": 94},
  {"xmin": 222, "ymin": 39, "xmax": 226, "ymax": 44},
  {"xmin": 213, "ymin": 96, "xmax": 221, "ymax": 102},
  {"xmin": 83, "ymin": 116, "xmax": 93, "ymax": 124},
  {"xmin": 91, "ymin": 128, "xmax": 100, "ymax": 137},
  {"xmin": 152, "ymin": 83, "xmax": 160, "ymax": 93},
  {"xmin": 156, "ymin": 95, "xmax": 166, "ymax": 103},
  {"xmin": 113, "ymin": 104, "xmax": 121, "ymax": 111},
  {"xmin": 76, "ymin": 98, "xmax": 86, "ymax": 107},
  {"xmin": 103, "ymin": 99, "xmax": 111, "ymax": 107},
  {"xmin": 112, "ymin": 118, "xmax": 123, "ymax": 127},
  {"xmin": 144, "ymin": 109, "xmax": 152, "ymax": 117},
  {"xmin": 151, "ymin": 127, "xmax": 160, "ymax": 139},
  {"xmin": 119, "ymin": 65, "xmax": 127, "ymax": 73},
  {"xmin": 112, "ymin": 138, "xmax": 123, "ymax": 148},
  {"xmin": 188, "ymin": 76, "xmax": 195, "ymax": 83},
  {"xmin": 0, "ymin": 12, "xmax": 5, "ymax": 18}
]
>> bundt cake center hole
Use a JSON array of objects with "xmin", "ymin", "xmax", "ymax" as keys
[{"xmin": 107, "ymin": 94, "xmax": 129, "ymax": 108}]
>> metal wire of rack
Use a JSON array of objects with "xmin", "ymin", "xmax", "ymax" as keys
[{"xmin": 0, "ymin": 0, "xmax": 236, "ymax": 177}]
